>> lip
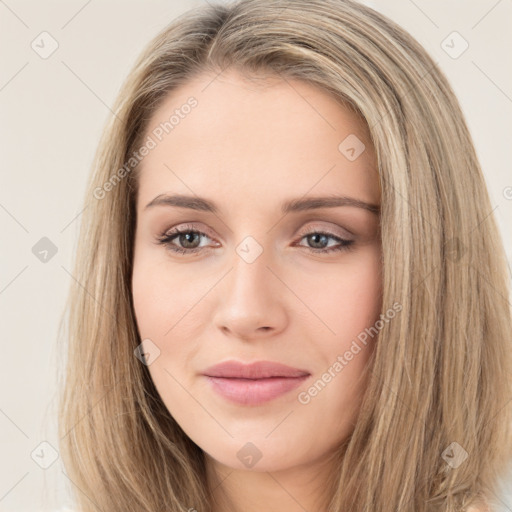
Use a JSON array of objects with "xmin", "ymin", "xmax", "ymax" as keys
[{"xmin": 202, "ymin": 360, "xmax": 310, "ymax": 406}]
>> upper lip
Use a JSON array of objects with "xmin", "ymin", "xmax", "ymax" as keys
[{"xmin": 202, "ymin": 360, "xmax": 310, "ymax": 379}]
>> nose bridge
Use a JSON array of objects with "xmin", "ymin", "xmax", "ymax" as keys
[
  {"xmin": 212, "ymin": 232, "xmax": 288, "ymax": 337},
  {"xmin": 228, "ymin": 234, "xmax": 274, "ymax": 300}
]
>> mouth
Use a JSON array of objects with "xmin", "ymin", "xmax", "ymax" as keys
[{"xmin": 202, "ymin": 360, "xmax": 311, "ymax": 406}]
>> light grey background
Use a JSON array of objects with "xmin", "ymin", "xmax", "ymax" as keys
[{"xmin": 0, "ymin": 0, "xmax": 510, "ymax": 510}]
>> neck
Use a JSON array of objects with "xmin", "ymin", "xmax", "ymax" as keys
[{"xmin": 205, "ymin": 450, "xmax": 339, "ymax": 512}]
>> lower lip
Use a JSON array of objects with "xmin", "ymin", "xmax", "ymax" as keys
[{"xmin": 204, "ymin": 375, "xmax": 310, "ymax": 405}]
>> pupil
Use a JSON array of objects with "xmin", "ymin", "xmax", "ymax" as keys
[
  {"xmin": 310, "ymin": 234, "xmax": 327, "ymax": 248},
  {"xmin": 181, "ymin": 232, "xmax": 199, "ymax": 248}
]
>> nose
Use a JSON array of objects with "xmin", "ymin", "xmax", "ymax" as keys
[{"xmin": 212, "ymin": 247, "xmax": 288, "ymax": 341}]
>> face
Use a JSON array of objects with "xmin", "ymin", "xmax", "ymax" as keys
[{"xmin": 131, "ymin": 69, "xmax": 382, "ymax": 474}]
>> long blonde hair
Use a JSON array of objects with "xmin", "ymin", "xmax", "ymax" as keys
[{"xmin": 57, "ymin": 0, "xmax": 512, "ymax": 510}]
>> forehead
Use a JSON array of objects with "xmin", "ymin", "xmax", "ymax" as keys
[{"xmin": 136, "ymin": 69, "xmax": 380, "ymax": 212}]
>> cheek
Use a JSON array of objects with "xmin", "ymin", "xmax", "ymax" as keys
[
  {"xmin": 130, "ymin": 243, "xmax": 383, "ymax": 466},
  {"xmin": 132, "ymin": 262, "xmax": 166, "ymax": 338},
  {"xmin": 132, "ymin": 244, "xmax": 383, "ymax": 350},
  {"xmin": 301, "ymin": 248, "xmax": 382, "ymax": 408},
  {"xmin": 131, "ymin": 252, "xmax": 201, "ymax": 339},
  {"xmin": 131, "ymin": 256, "xmax": 201, "ymax": 412},
  {"xmin": 301, "ymin": 247, "xmax": 382, "ymax": 342},
  {"xmin": 337, "ymin": 253, "xmax": 382, "ymax": 328},
  {"xmin": 297, "ymin": 257, "xmax": 382, "ymax": 429}
]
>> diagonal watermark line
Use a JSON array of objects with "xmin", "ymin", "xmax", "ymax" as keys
[
  {"xmin": 365, "ymin": 61, "xmax": 443, "ymax": 235},
  {"xmin": 480, "ymin": 477, "xmax": 512, "ymax": 512},
  {"xmin": 199, "ymin": 2, "xmax": 293, "ymax": 91},
  {"xmin": 480, "ymin": 392, "xmax": 512, "ymax": 439},
  {"xmin": 370, "ymin": 60, "xmax": 440, "ymax": 131},
  {"xmin": 0, "ymin": 62, "xmax": 29, "ymax": 92},
  {"xmin": 467, "ymin": 205, "xmax": 499, "ymax": 237},
  {"xmin": 61, "ymin": 61, "xmax": 124, "ymax": 122},
  {"xmin": 60, "ymin": 203, "xmax": 89, "ymax": 233},
  {"xmin": 0, "ymin": 202, "xmax": 29, "ymax": 232},
  {"xmin": 384, "ymin": 175, "xmax": 438, "ymax": 233},
  {"xmin": 363, "ymin": 268, "xmax": 443, "ymax": 437},
  {"xmin": 267, "ymin": 472, "xmax": 311, "ymax": 512},
  {"xmin": 280, "ymin": 73, "xmax": 336, "ymax": 130},
  {"xmin": 60, "ymin": 265, "xmax": 118, "ymax": 325},
  {"xmin": 266, "ymin": 164, "xmax": 336, "ymax": 234},
  {"xmin": 378, "ymin": 378, "xmax": 428, "ymax": 429},
  {"xmin": 407, "ymin": 0, "xmax": 439, "ymax": 29},
  {"xmin": 200, "ymin": 63, "xmax": 231, "ymax": 93},
  {"xmin": 265, "ymin": 265, "xmax": 336, "ymax": 335},
  {"xmin": 163, "ymin": 367, "xmax": 234, "ymax": 438},
  {"xmin": 164, "ymin": 267, "xmax": 234, "ymax": 337},
  {"xmin": 0, "ymin": 472, "xmax": 29, "ymax": 503},
  {"xmin": 472, "ymin": 61, "xmax": 512, "ymax": 104},
  {"xmin": 0, "ymin": 408, "xmax": 29, "ymax": 438},
  {"xmin": 206, "ymin": 467, "xmax": 235, "ymax": 497},
  {"xmin": 60, "ymin": 378, "xmax": 121, "ymax": 440},
  {"xmin": 61, "ymin": 470, "xmax": 104, "ymax": 511},
  {"xmin": 0, "ymin": 0, "xmax": 29, "ymax": 28},
  {"xmin": 265, "ymin": 410, "xmax": 295, "ymax": 438},
  {"xmin": 164, "ymin": 163, "xmax": 232, "ymax": 233},
  {"xmin": 410, "ymin": 263, "xmax": 440, "ymax": 295},
  {"xmin": 0, "ymin": 265, "xmax": 28, "ymax": 295},
  {"xmin": 61, "ymin": 0, "xmax": 93, "ymax": 30},
  {"xmin": 470, "ymin": 263, "xmax": 512, "ymax": 308},
  {"xmin": 471, "ymin": 0, "xmax": 504, "ymax": 30}
]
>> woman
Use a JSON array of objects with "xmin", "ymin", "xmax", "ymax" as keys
[{"xmin": 57, "ymin": 0, "xmax": 512, "ymax": 510}]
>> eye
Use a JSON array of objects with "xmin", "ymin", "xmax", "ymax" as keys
[
  {"xmin": 156, "ymin": 224, "xmax": 217, "ymax": 255},
  {"xmin": 295, "ymin": 230, "xmax": 355, "ymax": 254},
  {"xmin": 155, "ymin": 225, "xmax": 355, "ymax": 256}
]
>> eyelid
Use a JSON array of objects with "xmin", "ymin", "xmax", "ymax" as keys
[
  {"xmin": 162, "ymin": 221, "xmax": 353, "ymax": 242},
  {"xmin": 156, "ymin": 220, "xmax": 358, "ymax": 257},
  {"xmin": 299, "ymin": 222, "xmax": 354, "ymax": 239},
  {"xmin": 164, "ymin": 222, "xmax": 217, "ymax": 239}
]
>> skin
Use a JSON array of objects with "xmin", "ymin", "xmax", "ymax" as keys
[{"xmin": 131, "ymin": 69, "xmax": 383, "ymax": 512}]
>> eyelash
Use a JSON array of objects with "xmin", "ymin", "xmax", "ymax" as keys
[{"xmin": 155, "ymin": 224, "xmax": 355, "ymax": 256}]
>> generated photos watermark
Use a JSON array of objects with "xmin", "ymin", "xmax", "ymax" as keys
[
  {"xmin": 93, "ymin": 96, "xmax": 198, "ymax": 200},
  {"xmin": 297, "ymin": 301, "xmax": 403, "ymax": 405}
]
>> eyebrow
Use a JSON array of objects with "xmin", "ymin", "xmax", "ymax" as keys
[{"xmin": 144, "ymin": 193, "xmax": 380, "ymax": 215}]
